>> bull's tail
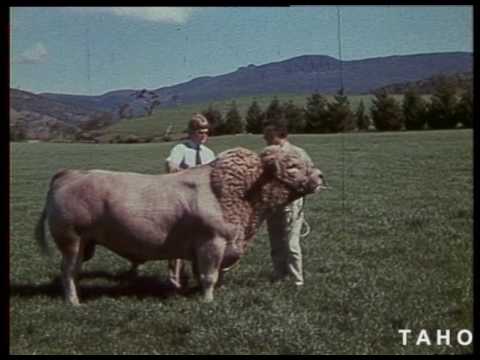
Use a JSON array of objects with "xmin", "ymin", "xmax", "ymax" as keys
[
  {"xmin": 35, "ymin": 205, "xmax": 51, "ymax": 257},
  {"xmin": 35, "ymin": 169, "xmax": 70, "ymax": 257}
]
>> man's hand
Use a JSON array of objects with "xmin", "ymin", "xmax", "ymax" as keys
[{"xmin": 166, "ymin": 161, "xmax": 181, "ymax": 173}]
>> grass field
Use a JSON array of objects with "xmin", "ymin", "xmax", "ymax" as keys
[{"xmin": 10, "ymin": 130, "xmax": 472, "ymax": 354}]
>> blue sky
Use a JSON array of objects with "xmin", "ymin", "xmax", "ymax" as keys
[{"xmin": 10, "ymin": 6, "xmax": 473, "ymax": 96}]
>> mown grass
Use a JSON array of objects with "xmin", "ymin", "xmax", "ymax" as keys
[{"xmin": 10, "ymin": 130, "xmax": 472, "ymax": 354}]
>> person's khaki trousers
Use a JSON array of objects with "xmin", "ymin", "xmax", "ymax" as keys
[{"xmin": 267, "ymin": 197, "xmax": 305, "ymax": 285}]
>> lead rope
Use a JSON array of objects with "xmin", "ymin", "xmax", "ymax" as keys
[{"xmin": 300, "ymin": 197, "xmax": 311, "ymax": 238}]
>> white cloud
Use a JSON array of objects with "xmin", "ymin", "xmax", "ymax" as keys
[
  {"xmin": 76, "ymin": 7, "xmax": 195, "ymax": 24},
  {"xmin": 17, "ymin": 42, "xmax": 48, "ymax": 64}
]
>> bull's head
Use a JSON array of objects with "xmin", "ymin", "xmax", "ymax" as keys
[{"xmin": 260, "ymin": 145, "xmax": 327, "ymax": 197}]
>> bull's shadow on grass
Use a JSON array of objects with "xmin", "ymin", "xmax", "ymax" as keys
[{"xmin": 10, "ymin": 270, "xmax": 202, "ymax": 303}]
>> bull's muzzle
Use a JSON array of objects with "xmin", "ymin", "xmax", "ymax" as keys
[{"xmin": 312, "ymin": 169, "xmax": 328, "ymax": 192}]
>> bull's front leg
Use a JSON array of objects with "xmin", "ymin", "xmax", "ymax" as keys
[{"xmin": 195, "ymin": 236, "xmax": 226, "ymax": 302}]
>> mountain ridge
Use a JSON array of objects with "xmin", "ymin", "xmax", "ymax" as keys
[
  {"xmin": 11, "ymin": 51, "xmax": 472, "ymax": 123},
  {"xmin": 37, "ymin": 51, "xmax": 471, "ymax": 112}
]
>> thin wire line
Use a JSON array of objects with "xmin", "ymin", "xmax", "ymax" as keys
[
  {"xmin": 337, "ymin": 6, "xmax": 346, "ymax": 235},
  {"xmin": 86, "ymin": 26, "xmax": 91, "ymax": 95},
  {"xmin": 337, "ymin": 6, "xmax": 345, "ymax": 96}
]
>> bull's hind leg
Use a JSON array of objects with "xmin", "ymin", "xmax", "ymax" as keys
[
  {"xmin": 57, "ymin": 233, "xmax": 85, "ymax": 306},
  {"xmin": 195, "ymin": 237, "xmax": 226, "ymax": 302}
]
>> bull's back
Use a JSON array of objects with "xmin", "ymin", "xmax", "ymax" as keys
[{"xmin": 48, "ymin": 169, "xmax": 164, "ymax": 224}]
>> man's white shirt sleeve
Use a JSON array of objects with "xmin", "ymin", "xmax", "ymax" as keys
[{"xmin": 166, "ymin": 144, "xmax": 186, "ymax": 167}]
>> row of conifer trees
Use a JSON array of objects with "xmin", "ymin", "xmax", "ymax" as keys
[{"xmin": 201, "ymin": 78, "xmax": 472, "ymax": 135}]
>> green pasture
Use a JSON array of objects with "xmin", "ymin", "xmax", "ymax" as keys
[{"xmin": 10, "ymin": 130, "xmax": 472, "ymax": 354}]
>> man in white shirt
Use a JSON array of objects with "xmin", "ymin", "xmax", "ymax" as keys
[
  {"xmin": 165, "ymin": 113, "xmax": 216, "ymax": 289},
  {"xmin": 166, "ymin": 114, "xmax": 216, "ymax": 172}
]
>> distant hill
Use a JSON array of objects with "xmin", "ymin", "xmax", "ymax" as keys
[
  {"xmin": 9, "ymin": 89, "xmax": 112, "ymax": 140},
  {"xmin": 373, "ymin": 71, "xmax": 472, "ymax": 94},
  {"xmin": 40, "ymin": 52, "xmax": 472, "ymax": 113},
  {"xmin": 10, "ymin": 88, "xmax": 107, "ymax": 124},
  {"xmin": 39, "ymin": 90, "xmax": 138, "ymax": 113},
  {"xmin": 116, "ymin": 89, "xmax": 161, "ymax": 119},
  {"xmin": 40, "ymin": 89, "xmax": 161, "ymax": 119}
]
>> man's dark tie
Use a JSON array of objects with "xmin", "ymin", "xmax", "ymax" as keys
[{"xmin": 195, "ymin": 146, "xmax": 202, "ymax": 165}]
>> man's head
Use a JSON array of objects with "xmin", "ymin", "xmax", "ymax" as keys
[
  {"xmin": 263, "ymin": 120, "xmax": 288, "ymax": 146},
  {"xmin": 188, "ymin": 113, "xmax": 210, "ymax": 145}
]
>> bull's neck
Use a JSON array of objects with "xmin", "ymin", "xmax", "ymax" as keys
[
  {"xmin": 213, "ymin": 168, "xmax": 298, "ymax": 253},
  {"xmin": 243, "ymin": 176, "xmax": 297, "ymax": 240}
]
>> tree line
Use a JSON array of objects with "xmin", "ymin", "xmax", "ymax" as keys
[
  {"xmin": 201, "ymin": 76, "xmax": 472, "ymax": 136},
  {"xmin": 11, "ymin": 75, "xmax": 472, "ymax": 142}
]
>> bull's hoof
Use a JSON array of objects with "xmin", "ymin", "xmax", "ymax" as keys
[
  {"xmin": 66, "ymin": 299, "xmax": 81, "ymax": 306},
  {"xmin": 201, "ymin": 292, "xmax": 214, "ymax": 303}
]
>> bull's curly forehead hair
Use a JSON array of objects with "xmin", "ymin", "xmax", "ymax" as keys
[
  {"xmin": 260, "ymin": 144, "xmax": 283, "ymax": 157},
  {"xmin": 260, "ymin": 145, "xmax": 299, "ymax": 165}
]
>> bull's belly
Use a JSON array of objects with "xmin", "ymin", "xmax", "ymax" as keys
[{"xmin": 92, "ymin": 224, "xmax": 194, "ymax": 263}]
